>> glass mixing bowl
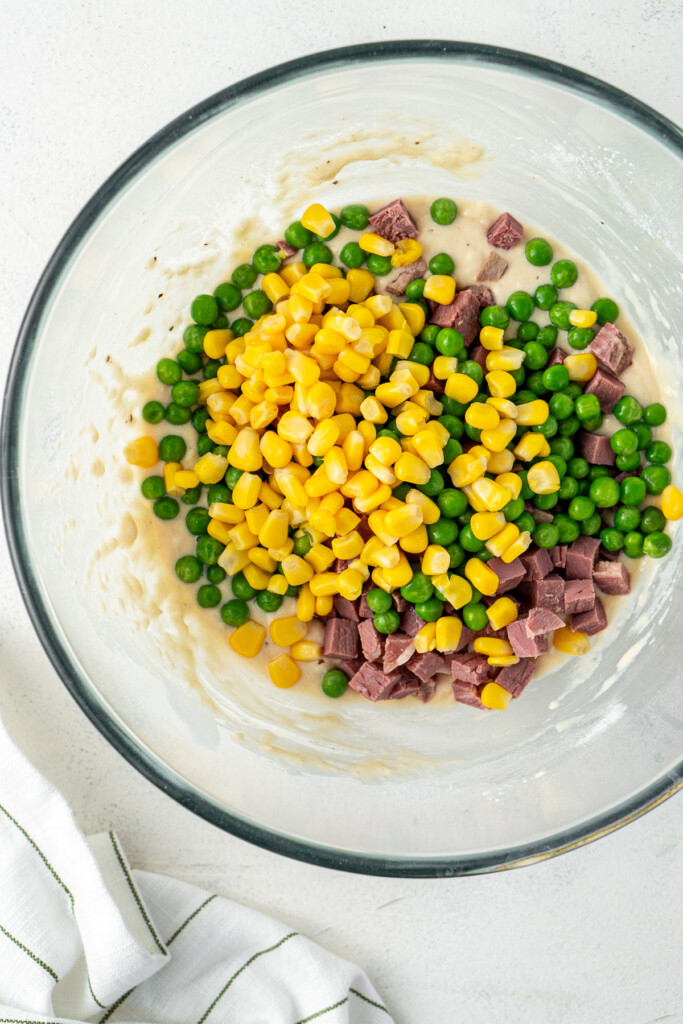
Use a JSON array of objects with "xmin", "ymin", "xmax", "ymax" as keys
[{"xmin": 3, "ymin": 43, "xmax": 682, "ymax": 876}]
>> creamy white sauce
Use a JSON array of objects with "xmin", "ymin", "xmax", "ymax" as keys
[{"xmin": 69, "ymin": 136, "xmax": 681, "ymax": 777}]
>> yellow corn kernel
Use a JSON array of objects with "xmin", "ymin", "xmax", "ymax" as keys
[
  {"xmin": 267, "ymin": 654, "xmax": 301, "ymax": 689},
  {"xmin": 248, "ymin": 546, "xmax": 277, "ymax": 573},
  {"xmin": 225, "ymin": 336, "xmax": 247, "ymax": 365},
  {"xmin": 205, "ymin": 518, "xmax": 232, "ymax": 546},
  {"xmin": 480, "ymin": 682, "xmax": 512, "ymax": 710},
  {"xmin": 486, "ymin": 596, "xmax": 519, "ymax": 631},
  {"xmin": 423, "ymin": 275, "xmax": 456, "ymax": 305},
  {"xmin": 286, "ymin": 322, "xmax": 317, "ymax": 350},
  {"xmin": 361, "ymin": 535, "xmax": 387, "ymax": 566},
  {"xmin": 473, "ymin": 636, "xmax": 514, "ymax": 658},
  {"xmin": 267, "ymin": 574, "xmax": 289, "ymax": 596},
  {"xmin": 357, "ymin": 365, "xmax": 381, "ymax": 390},
  {"xmin": 341, "ymin": 470, "xmax": 378, "ymax": 501},
  {"xmin": 192, "ymin": 452, "xmax": 227, "ymax": 485},
  {"xmin": 279, "ymin": 261, "xmax": 307, "ymax": 287},
  {"xmin": 378, "ymin": 304, "xmax": 408, "ymax": 332},
  {"xmin": 124, "ymin": 436, "xmax": 158, "ymax": 468},
  {"xmin": 368, "ymin": 436, "xmax": 402, "ymax": 467},
  {"xmin": 306, "ymin": 380, "xmax": 336, "ymax": 419},
  {"xmin": 447, "ymin": 454, "xmax": 483, "ymax": 489},
  {"xmin": 493, "ymin": 473, "xmax": 521, "ymax": 501},
  {"xmin": 395, "ymin": 406, "xmax": 427, "ymax": 437},
  {"xmin": 288, "ymin": 293, "xmax": 314, "ymax": 325},
  {"xmin": 514, "ymin": 432, "xmax": 547, "ymax": 462},
  {"xmin": 480, "ymin": 418, "xmax": 517, "ymax": 453},
  {"xmin": 337, "ymin": 431, "xmax": 361, "ymax": 473},
  {"xmin": 301, "ymin": 202, "xmax": 336, "ymax": 238},
  {"xmin": 469, "ymin": 479, "xmax": 513, "ymax": 516},
  {"xmin": 399, "ymin": 524, "xmax": 429, "ymax": 553},
  {"xmin": 259, "ymin": 273, "xmax": 288, "ymax": 305},
  {"xmin": 354, "ymin": 484, "xmax": 392, "ymax": 514},
  {"xmin": 171, "ymin": 467, "xmax": 198, "ymax": 491},
  {"xmin": 305, "ymin": 543, "xmax": 336, "ymax": 573},
  {"xmin": 207, "ymin": 421, "xmax": 238, "ymax": 446},
  {"xmin": 242, "ymin": 562, "xmax": 271, "ymax": 592},
  {"xmin": 257, "ymin": 509, "xmax": 288, "ymax": 549},
  {"xmin": 250, "ymin": 400, "xmax": 278, "ymax": 431},
  {"xmin": 479, "ymin": 325, "xmax": 505, "ymax": 350},
  {"xmin": 197, "ymin": 378, "xmax": 223, "ymax": 404},
  {"xmin": 228, "ymin": 427, "xmax": 263, "ymax": 473},
  {"xmin": 264, "ymin": 385, "xmax": 295, "ymax": 406},
  {"xmin": 422, "ymin": 545, "xmax": 450, "ymax": 576},
  {"xmin": 321, "ymin": 446, "xmax": 346, "ymax": 486},
  {"xmin": 527, "ymin": 460, "xmax": 561, "ymax": 495},
  {"xmin": 303, "ymin": 468, "xmax": 336, "ymax": 498},
  {"xmin": 364, "ymin": 453, "xmax": 396, "ymax": 486},
  {"xmin": 661, "ymin": 484, "xmax": 683, "ymax": 520},
  {"xmin": 336, "ymin": 383, "xmax": 365, "ymax": 417},
  {"xmin": 398, "ymin": 301, "xmax": 426, "ymax": 336},
  {"xmin": 488, "ymin": 655, "xmax": 520, "ymax": 668},
  {"xmin": 370, "ymin": 568, "xmax": 392, "ymax": 592},
  {"xmin": 311, "ymin": 595, "xmax": 331, "ymax": 616},
  {"xmin": 359, "ymin": 232, "xmax": 395, "ymax": 257},
  {"xmin": 403, "ymin": 489, "xmax": 439, "ymax": 526},
  {"xmin": 275, "ymin": 410, "xmax": 312, "ymax": 445},
  {"xmin": 485, "ymin": 347, "xmax": 526, "ymax": 371},
  {"xmin": 309, "ymin": 572, "xmax": 339, "ymax": 597},
  {"xmin": 215, "ymin": 364, "xmax": 242, "ymax": 391},
  {"xmin": 204, "ymin": 328, "xmax": 232, "ymax": 359},
  {"xmin": 470, "ymin": 511, "xmax": 507, "ymax": 541},
  {"xmin": 280, "ymin": 554, "xmax": 313, "ymax": 586},
  {"xmin": 390, "ymin": 364, "xmax": 421, "ymax": 391},
  {"xmin": 386, "ymin": 329, "xmax": 415, "ymax": 359},
  {"xmin": 293, "ymin": 271, "xmax": 331, "ymax": 305},
  {"xmin": 391, "ymin": 237, "xmax": 423, "ymax": 266},
  {"xmin": 228, "ymin": 394, "xmax": 254, "ymax": 426},
  {"xmin": 485, "ymin": 370, "xmax": 517, "ymax": 400},
  {"xmin": 337, "ymin": 347, "xmax": 370, "ymax": 377},
  {"xmin": 368, "ymin": 510, "xmax": 399, "ymax": 546},
  {"xmin": 431, "ymin": 355, "xmax": 457, "ymax": 380},
  {"xmin": 487, "ymin": 449, "xmax": 515, "ymax": 474},
  {"xmin": 445, "ymin": 373, "xmax": 479, "ymax": 404},
  {"xmin": 325, "ymin": 278, "xmax": 351, "ymax": 305},
  {"xmin": 564, "ymin": 352, "xmax": 598, "ymax": 382},
  {"xmin": 269, "ymin": 615, "xmax": 309, "ymax": 648},
  {"xmin": 438, "ymin": 573, "xmax": 473, "ymax": 610},
  {"xmin": 373, "ymin": 380, "xmax": 411, "ymax": 408},
  {"xmin": 412, "ymin": 429, "xmax": 443, "ymax": 468},
  {"xmin": 500, "ymin": 531, "xmax": 532, "ymax": 563},
  {"xmin": 306, "ymin": 420, "xmax": 339, "ymax": 458},
  {"xmin": 343, "ymin": 268, "xmax": 373, "ymax": 303},
  {"xmin": 394, "ymin": 452, "xmax": 431, "ymax": 485},
  {"xmin": 330, "ymin": 531, "xmax": 363, "ymax": 561},
  {"xmin": 208, "ymin": 502, "xmax": 244, "ymax": 526},
  {"xmin": 462, "ymin": 486, "xmax": 487, "ymax": 512},
  {"xmin": 258, "ymin": 432, "xmax": 291, "ymax": 470},
  {"xmin": 464, "ymin": 558, "xmax": 499, "ymax": 596},
  {"xmin": 287, "ymin": 640, "xmax": 321, "ymax": 664},
  {"xmin": 486, "ymin": 396, "xmax": 518, "ymax": 419},
  {"xmin": 553, "ymin": 626, "xmax": 591, "ymax": 656},
  {"xmin": 259, "ymin": 481, "xmax": 283, "ymax": 511},
  {"xmin": 338, "ymin": 567, "xmax": 365, "ymax": 600},
  {"xmin": 569, "ymin": 308, "xmax": 598, "ymax": 328},
  {"xmin": 435, "ymin": 616, "xmax": 463, "ymax": 653},
  {"xmin": 466, "ymin": 403, "xmax": 500, "ymax": 431},
  {"xmin": 291, "ymin": 442, "xmax": 313, "ymax": 469},
  {"xmin": 244, "ymin": 504, "xmax": 269, "ymax": 536},
  {"xmin": 229, "ymin": 620, "xmax": 266, "ymax": 658},
  {"xmin": 382, "ymin": 552, "xmax": 413, "ymax": 588},
  {"xmin": 230, "ymin": 472, "xmax": 260, "ymax": 510},
  {"xmin": 295, "ymin": 583, "xmax": 315, "ymax": 622},
  {"xmin": 336, "ymin": 508, "xmax": 361, "ymax": 536},
  {"xmin": 415, "ymin": 622, "xmax": 437, "ymax": 654},
  {"xmin": 384, "ymin": 503, "xmax": 423, "ymax": 538},
  {"xmin": 359, "ymin": 396, "xmax": 388, "ymax": 425},
  {"xmin": 515, "ymin": 400, "xmax": 550, "ymax": 426}
]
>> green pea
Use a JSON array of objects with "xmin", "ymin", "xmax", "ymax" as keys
[
  {"xmin": 392, "ymin": 482, "xmax": 411, "ymax": 501},
  {"xmin": 506, "ymin": 290, "xmax": 535, "ymax": 321},
  {"xmin": 616, "ymin": 452, "xmax": 641, "ymax": 472},
  {"xmin": 643, "ymin": 402, "xmax": 666, "ymax": 427},
  {"xmin": 434, "ymin": 329, "xmax": 463, "ymax": 358},
  {"xmin": 415, "ymin": 596, "xmax": 443, "ymax": 622},
  {"xmin": 438, "ymin": 488, "xmax": 468, "ymax": 518},
  {"xmin": 459, "ymin": 524, "xmax": 484, "ymax": 552},
  {"xmin": 405, "ymin": 278, "xmax": 426, "ymax": 301},
  {"xmin": 141, "ymin": 475, "xmax": 165, "ymax": 500},
  {"xmin": 575, "ymin": 393, "xmax": 600, "ymax": 421},
  {"xmin": 546, "ymin": 454, "xmax": 567, "ymax": 478},
  {"xmin": 580, "ymin": 512, "xmax": 602, "ymax": 536},
  {"xmin": 401, "ymin": 571, "xmax": 434, "ymax": 604},
  {"xmin": 184, "ymin": 324, "xmax": 209, "ymax": 353},
  {"xmin": 459, "ymin": 360, "xmax": 484, "ymax": 386},
  {"xmin": 418, "ymin": 469, "xmax": 445, "ymax": 497},
  {"xmin": 610, "ymin": 395, "xmax": 641, "ymax": 427},
  {"xmin": 640, "ymin": 506, "xmax": 666, "ymax": 534},
  {"xmin": 430, "ymin": 198, "xmax": 457, "ymax": 225},
  {"xmin": 366, "ymin": 253, "xmax": 393, "ymax": 276},
  {"xmin": 580, "ymin": 413, "xmax": 602, "ymax": 433},
  {"xmin": 230, "ymin": 571, "xmax": 255, "ymax": 600},
  {"xmin": 207, "ymin": 483, "xmax": 231, "ymax": 504},
  {"xmin": 509, "ymin": 367, "xmax": 526, "ymax": 388},
  {"xmin": 196, "ymin": 535, "xmax": 224, "ymax": 566},
  {"xmin": 285, "ymin": 585, "xmax": 300, "ymax": 597},
  {"xmin": 567, "ymin": 456, "xmax": 589, "ymax": 479},
  {"xmin": 158, "ymin": 434, "xmax": 186, "ymax": 462},
  {"xmin": 367, "ymin": 588, "xmax": 393, "ymax": 613},
  {"xmin": 164, "ymin": 405, "xmax": 190, "ymax": 428},
  {"xmin": 176, "ymin": 349, "xmax": 203, "ymax": 376},
  {"xmin": 207, "ymin": 565, "xmax": 227, "ymax": 584},
  {"xmin": 142, "ymin": 400, "xmax": 165, "ymax": 424},
  {"xmin": 569, "ymin": 496, "xmax": 595, "ymax": 521},
  {"xmin": 340, "ymin": 204, "xmax": 370, "ymax": 230},
  {"xmin": 321, "ymin": 668, "xmax": 348, "ymax": 698},
  {"xmin": 532, "ymin": 523, "xmax": 559, "ymax": 549},
  {"xmin": 533, "ymin": 414, "xmax": 558, "ymax": 439},
  {"xmin": 554, "ymin": 513, "xmax": 580, "ymax": 543},
  {"xmin": 634, "ymin": 423, "xmax": 653, "ymax": 450},
  {"xmin": 185, "ymin": 508, "xmax": 210, "ymax": 535},
  {"xmin": 156, "ymin": 358, "xmax": 182, "ymax": 386},
  {"xmin": 339, "ymin": 242, "xmax": 365, "ymax": 269},
  {"xmin": 591, "ymin": 297, "xmax": 619, "ymax": 325},
  {"xmin": 618, "ymin": 477, "xmax": 646, "ymax": 507},
  {"xmin": 614, "ymin": 506, "xmax": 641, "ymax": 532},
  {"xmin": 447, "ymin": 542, "xmax": 466, "ymax": 569},
  {"xmin": 600, "ymin": 527, "xmax": 624, "ymax": 552},
  {"xmin": 202, "ymin": 358, "xmax": 222, "ymax": 379},
  {"xmin": 170, "ymin": 381, "xmax": 199, "ymax": 409},
  {"xmin": 515, "ymin": 389, "xmax": 538, "ymax": 405},
  {"xmin": 610, "ymin": 428, "xmax": 638, "ymax": 456},
  {"xmin": 589, "ymin": 476, "xmax": 620, "ymax": 508},
  {"xmin": 563, "ymin": 383, "xmax": 582, "ymax": 399},
  {"xmin": 225, "ymin": 467, "xmax": 243, "ymax": 489},
  {"xmin": 420, "ymin": 323, "xmax": 440, "ymax": 345},
  {"xmin": 504, "ymin": 496, "xmax": 525, "ymax": 522},
  {"xmin": 212, "ymin": 282, "xmax": 241, "ymax": 313},
  {"xmin": 568, "ymin": 326, "xmax": 594, "ymax": 350},
  {"xmin": 559, "ymin": 476, "xmax": 579, "ymax": 501},
  {"xmin": 196, "ymin": 584, "xmax": 221, "ymax": 608},
  {"xmin": 462, "ymin": 602, "xmax": 489, "ymax": 631},
  {"xmin": 427, "ymin": 519, "xmax": 458, "ymax": 546},
  {"xmin": 181, "ymin": 485, "xmax": 201, "ymax": 506},
  {"xmin": 549, "ymin": 301, "xmax": 577, "ymax": 330},
  {"xmin": 542, "ymin": 365, "xmax": 570, "ymax": 391},
  {"xmin": 291, "ymin": 533, "xmax": 312, "ymax": 557},
  {"xmin": 517, "ymin": 321, "xmax": 539, "ymax": 342},
  {"xmin": 549, "ymin": 392, "xmax": 574, "ymax": 421},
  {"xmin": 517, "ymin": 470, "xmax": 533, "ymax": 500},
  {"xmin": 480, "ymin": 305, "xmax": 510, "ymax": 330},
  {"xmin": 464, "ymin": 422, "xmax": 481, "ymax": 443},
  {"xmin": 221, "ymin": 599, "xmax": 250, "ymax": 627},
  {"xmin": 284, "ymin": 221, "xmax": 313, "ymax": 249},
  {"xmin": 196, "ymin": 436, "xmax": 214, "ymax": 456},
  {"xmin": 534, "ymin": 284, "xmax": 558, "ymax": 310},
  {"xmin": 526, "ymin": 371, "xmax": 549, "ymax": 397},
  {"xmin": 589, "ymin": 465, "xmax": 612, "ymax": 480},
  {"xmin": 515, "ymin": 512, "xmax": 536, "ymax": 535},
  {"xmin": 646, "ymin": 440, "xmax": 671, "ymax": 465},
  {"xmin": 190, "ymin": 294, "xmax": 219, "ymax": 326},
  {"xmin": 437, "ymin": 415, "xmax": 463, "ymax": 441},
  {"xmin": 428, "ymin": 252, "xmax": 454, "ymax": 276},
  {"xmin": 534, "ymin": 492, "xmax": 559, "ymax": 511},
  {"xmin": 302, "ymin": 241, "xmax": 333, "ymax": 268},
  {"xmin": 232, "ymin": 264, "xmax": 257, "ymax": 289},
  {"xmin": 153, "ymin": 496, "xmax": 179, "ymax": 520},
  {"xmin": 252, "ymin": 244, "xmax": 282, "ymax": 274},
  {"xmin": 623, "ymin": 531, "xmax": 644, "ymax": 558},
  {"xmin": 550, "ymin": 260, "xmax": 578, "ymax": 289},
  {"xmin": 643, "ymin": 531, "xmax": 672, "ymax": 558},
  {"xmin": 256, "ymin": 590, "xmax": 283, "ymax": 613},
  {"xmin": 374, "ymin": 609, "xmax": 401, "ymax": 634},
  {"xmin": 523, "ymin": 341, "xmax": 548, "ymax": 370},
  {"xmin": 243, "ymin": 290, "xmax": 272, "ymax": 319}
]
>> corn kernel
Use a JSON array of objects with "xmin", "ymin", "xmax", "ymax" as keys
[
  {"xmin": 480, "ymin": 682, "xmax": 512, "ymax": 710},
  {"xmin": 473, "ymin": 637, "xmax": 514, "ymax": 657},
  {"xmin": 500, "ymin": 531, "xmax": 532, "ymax": 563},
  {"xmin": 309, "ymin": 572, "xmax": 339, "ymax": 597},
  {"xmin": 485, "ymin": 347, "xmax": 525, "ymax": 371},
  {"xmin": 394, "ymin": 452, "xmax": 431, "ymax": 485},
  {"xmin": 391, "ymin": 237, "xmax": 423, "ymax": 267},
  {"xmin": 395, "ymin": 406, "xmax": 427, "ymax": 437},
  {"xmin": 258, "ymin": 509, "xmax": 289, "ymax": 549},
  {"xmin": 445, "ymin": 373, "xmax": 479, "ymax": 404},
  {"xmin": 306, "ymin": 420, "xmax": 340, "ymax": 457},
  {"xmin": 248, "ymin": 546, "xmax": 277, "ymax": 573},
  {"xmin": 405, "ymin": 489, "xmax": 440, "ymax": 525},
  {"xmin": 466, "ymin": 403, "xmax": 500, "ymax": 431},
  {"xmin": 383, "ymin": 503, "xmax": 423, "ymax": 538},
  {"xmin": 296, "ymin": 583, "xmax": 315, "ymax": 622},
  {"xmin": 480, "ymin": 418, "xmax": 517, "ymax": 453},
  {"xmin": 471, "ymin": 511, "xmax": 506, "ymax": 541},
  {"xmin": 514, "ymin": 432, "xmax": 547, "ymax": 462},
  {"xmin": 485, "ymin": 523, "xmax": 520, "ymax": 558},
  {"xmin": 229, "ymin": 427, "xmax": 263, "ymax": 472},
  {"xmin": 206, "ymin": 420, "xmax": 238, "ymax": 446},
  {"xmin": 338, "ymin": 567, "xmax": 365, "ymax": 600},
  {"xmin": 412, "ymin": 429, "xmax": 444, "ymax": 468},
  {"xmin": 553, "ymin": 626, "xmax": 591, "ymax": 655},
  {"xmin": 269, "ymin": 615, "xmax": 309, "ymax": 648},
  {"xmin": 124, "ymin": 436, "xmax": 159, "ymax": 468},
  {"xmin": 486, "ymin": 370, "xmax": 517, "ymax": 399},
  {"xmin": 354, "ymin": 483, "xmax": 392, "ymax": 514},
  {"xmin": 569, "ymin": 308, "xmax": 598, "ymax": 328},
  {"xmin": 289, "ymin": 640, "xmax": 322, "ymax": 663},
  {"xmin": 267, "ymin": 654, "xmax": 301, "ymax": 688},
  {"xmin": 515, "ymin": 400, "xmax": 550, "ymax": 426},
  {"xmin": 422, "ymin": 544, "xmax": 450, "ymax": 575},
  {"xmin": 564, "ymin": 353, "xmax": 598, "ymax": 382},
  {"xmin": 432, "ymin": 355, "xmax": 458, "ymax": 380},
  {"xmin": 281, "ymin": 554, "xmax": 314, "ymax": 586},
  {"xmin": 267, "ymin": 574, "xmax": 289, "ymax": 596},
  {"xmin": 486, "ymin": 449, "xmax": 515, "ymax": 474},
  {"xmin": 244, "ymin": 504, "xmax": 269, "ymax": 536},
  {"xmin": 359, "ymin": 232, "xmax": 395, "ymax": 257},
  {"xmin": 436, "ymin": 573, "xmax": 472, "ymax": 610},
  {"xmin": 464, "ymin": 557, "xmax": 499, "ymax": 596},
  {"xmin": 386, "ymin": 329, "xmax": 415, "ymax": 359},
  {"xmin": 399, "ymin": 524, "xmax": 429, "ymax": 553},
  {"xmin": 527, "ymin": 460, "xmax": 561, "ymax": 495},
  {"xmin": 435, "ymin": 616, "xmax": 463, "ymax": 653},
  {"xmin": 479, "ymin": 325, "xmax": 504, "ymax": 350},
  {"xmin": 662, "ymin": 484, "xmax": 683, "ymax": 520},
  {"xmin": 382, "ymin": 552, "xmax": 413, "ymax": 588},
  {"xmin": 486, "ymin": 596, "xmax": 518, "ymax": 631},
  {"xmin": 229, "ymin": 620, "xmax": 266, "ymax": 658},
  {"xmin": 488, "ymin": 655, "xmax": 520, "ymax": 668},
  {"xmin": 208, "ymin": 502, "xmax": 243, "ymax": 526},
  {"xmin": 398, "ymin": 301, "xmax": 426, "ymax": 335},
  {"xmin": 230, "ymin": 472, "xmax": 260, "ymax": 510},
  {"xmin": 205, "ymin": 518, "xmax": 232, "ymax": 545},
  {"xmin": 414, "ymin": 622, "xmax": 437, "ymax": 654},
  {"xmin": 346, "ymin": 268, "xmax": 375, "ymax": 303},
  {"xmin": 194, "ymin": 451, "xmax": 228, "ymax": 484},
  {"xmin": 423, "ymin": 275, "xmax": 456, "ymax": 305},
  {"xmin": 369, "ymin": 436, "xmax": 402, "ymax": 467},
  {"xmin": 204, "ymin": 328, "xmax": 232, "ymax": 359},
  {"xmin": 258, "ymin": 432, "xmax": 291, "ymax": 470},
  {"xmin": 301, "ymin": 202, "xmax": 336, "ymax": 238},
  {"xmin": 359, "ymin": 396, "xmax": 388, "ymax": 425}
]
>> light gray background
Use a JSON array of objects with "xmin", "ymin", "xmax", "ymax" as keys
[{"xmin": 1, "ymin": 3, "xmax": 681, "ymax": 1021}]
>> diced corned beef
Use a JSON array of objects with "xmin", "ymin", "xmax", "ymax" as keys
[
  {"xmin": 476, "ymin": 251, "xmax": 509, "ymax": 282},
  {"xmin": 496, "ymin": 658, "xmax": 537, "ymax": 698},
  {"xmin": 489, "ymin": 556, "xmax": 526, "ymax": 593},
  {"xmin": 470, "ymin": 344, "xmax": 488, "ymax": 369},
  {"xmin": 332, "ymin": 558, "xmax": 351, "ymax": 574},
  {"xmin": 332, "ymin": 595, "xmax": 360, "ymax": 622},
  {"xmin": 385, "ymin": 257, "xmax": 428, "ymax": 296},
  {"xmin": 348, "ymin": 662, "xmax": 397, "ymax": 701},
  {"xmin": 466, "ymin": 283, "xmax": 496, "ymax": 308},
  {"xmin": 406, "ymin": 650, "xmax": 446, "ymax": 683},
  {"xmin": 518, "ymin": 574, "xmax": 565, "ymax": 613},
  {"xmin": 423, "ymin": 368, "xmax": 445, "ymax": 395},
  {"xmin": 356, "ymin": 515, "xmax": 373, "ymax": 541},
  {"xmin": 599, "ymin": 546, "xmax": 620, "ymax": 562},
  {"xmin": 386, "ymin": 669, "xmax": 421, "ymax": 700},
  {"xmin": 486, "ymin": 212, "xmax": 524, "ymax": 250},
  {"xmin": 276, "ymin": 239, "xmax": 298, "ymax": 258},
  {"xmin": 593, "ymin": 560, "xmax": 631, "ymax": 595},
  {"xmin": 565, "ymin": 536, "xmax": 601, "ymax": 580},
  {"xmin": 358, "ymin": 619, "xmax": 384, "ymax": 662},
  {"xmin": 482, "ymin": 623, "xmax": 508, "ymax": 639},
  {"xmin": 383, "ymin": 634, "xmax": 416, "ymax": 674},
  {"xmin": 400, "ymin": 606, "xmax": 426, "ymax": 637},
  {"xmin": 583, "ymin": 367, "xmax": 625, "ymax": 414},
  {"xmin": 430, "ymin": 289, "xmax": 480, "ymax": 345},
  {"xmin": 358, "ymin": 591, "xmax": 374, "ymax": 619},
  {"xmin": 563, "ymin": 578, "xmax": 595, "ymax": 614},
  {"xmin": 614, "ymin": 469, "xmax": 640, "ymax": 485},
  {"xmin": 546, "ymin": 346, "xmax": 567, "ymax": 367},
  {"xmin": 588, "ymin": 322, "xmax": 634, "ymax": 377},
  {"xmin": 577, "ymin": 431, "xmax": 616, "ymax": 466},
  {"xmin": 570, "ymin": 597, "xmax": 607, "ymax": 635},
  {"xmin": 337, "ymin": 659, "xmax": 362, "ymax": 680},
  {"xmin": 452, "ymin": 681, "xmax": 488, "ymax": 709},
  {"xmin": 526, "ymin": 607, "xmax": 564, "ymax": 636},
  {"xmin": 392, "ymin": 592, "xmax": 408, "ymax": 613},
  {"xmin": 550, "ymin": 544, "xmax": 567, "ymax": 569},
  {"xmin": 323, "ymin": 619, "xmax": 359, "ymax": 659},
  {"xmin": 454, "ymin": 625, "xmax": 476, "ymax": 652},
  {"xmin": 520, "ymin": 547, "xmax": 554, "ymax": 580},
  {"xmin": 527, "ymin": 502, "xmax": 554, "ymax": 525},
  {"xmin": 507, "ymin": 618, "xmax": 547, "ymax": 658},
  {"xmin": 417, "ymin": 678, "xmax": 438, "ymax": 703},
  {"xmin": 449, "ymin": 652, "xmax": 491, "ymax": 685},
  {"xmin": 368, "ymin": 198, "xmax": 419, "ymax": 243}
]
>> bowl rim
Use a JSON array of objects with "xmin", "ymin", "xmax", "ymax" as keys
[{"xmin": 2, "ymin": 40, "xmax": 682, "ymax": 877}]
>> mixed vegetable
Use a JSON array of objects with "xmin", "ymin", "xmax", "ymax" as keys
[{"xmin": 125, "ymin": 198, "xmax": 682, "ymax": 710}]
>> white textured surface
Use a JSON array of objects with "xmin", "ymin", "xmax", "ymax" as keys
[{"xmin": 1, "ymin": 3, "xmax": 682, "ymax": 1021}]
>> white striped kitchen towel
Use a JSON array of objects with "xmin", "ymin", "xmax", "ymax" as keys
[{"xmin": 0, "ymin": 716, "xmax": 393, "ymax": 1023}]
